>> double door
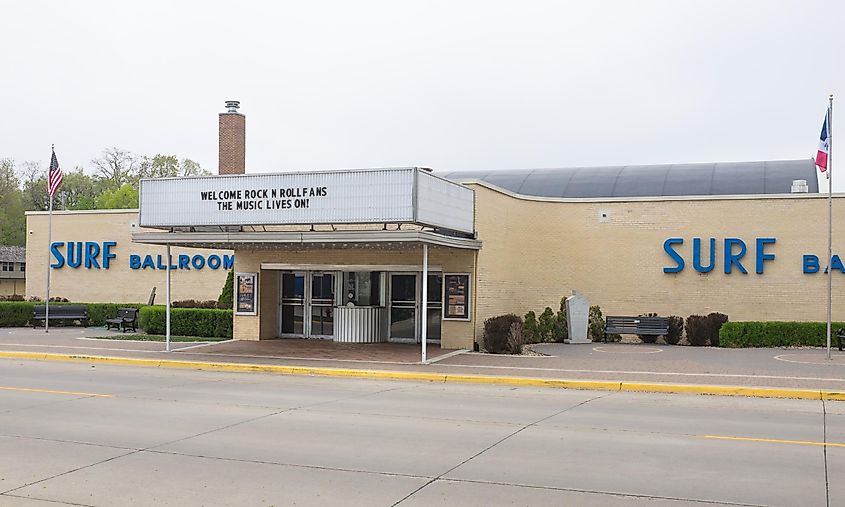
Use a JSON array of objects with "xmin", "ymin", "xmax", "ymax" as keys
[
  {"xmin": 280, "ymin": 271, "xmax": 336, "ymax": 339},
  {"xmin": 389, "ymin": 273, "xmax": 442, "ymax": 343}
]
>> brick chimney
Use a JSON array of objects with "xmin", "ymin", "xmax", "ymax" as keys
[{"xmin": 219, "ymin": 100, "xmax": 245, "ymax": 175}]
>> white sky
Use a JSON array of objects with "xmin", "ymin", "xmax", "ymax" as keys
[{"xmin": 1, "ymin": 1, "xmax": 842, "ymax": 189}]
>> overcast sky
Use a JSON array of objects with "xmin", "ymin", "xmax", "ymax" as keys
[{"xmin": 2, "ymin": 1, "xmax": 843, "ymax": 189}]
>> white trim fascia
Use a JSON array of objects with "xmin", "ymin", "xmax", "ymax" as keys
[
  {"xmin": 459, "ymin": 179, "xmax": 840, "ymax": 204},
  {"xmin": 25, "ymin": 209, "xmax": 140, "ymax": 216}
]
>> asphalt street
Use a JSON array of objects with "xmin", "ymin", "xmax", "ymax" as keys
[{"xmin": 0, "ymin": 358, "xmax": 842, "ymax": 506}]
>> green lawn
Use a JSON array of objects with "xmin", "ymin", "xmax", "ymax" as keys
[{"xmin": 91, "ymin": 334, "xmax": 230, "ymax": 343}]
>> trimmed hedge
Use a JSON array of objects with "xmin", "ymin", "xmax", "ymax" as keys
[
  {"xmin": 720, "ymin": 321, "xmax": 845, "ymax": 348},
  {"xmin": 0, "ymin": 302, "xmax": 34, "ymax": 327},
  {"xmin": 0, "ymin": 302, "xmax": 147, "ymax": 327},
  {"xmin": 139, "ymin": 306, "xmax": 233, "ymax": 339}
]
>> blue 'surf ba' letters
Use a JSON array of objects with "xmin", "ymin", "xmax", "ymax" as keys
[{"xmin": 663, "ymin": 237, "xmax": 776, "ymax": 275}]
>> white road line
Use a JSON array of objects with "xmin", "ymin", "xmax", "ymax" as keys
[{"xmin": 593, "ymin": 346, "xmax": 663, "ymax": 354}]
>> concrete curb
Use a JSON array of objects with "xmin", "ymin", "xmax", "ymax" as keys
[{"xmin": 1, "ymin": 350, "xmax": 843, "ymax": 401}]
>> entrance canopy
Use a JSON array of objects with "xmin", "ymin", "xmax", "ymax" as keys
[{"xmin": 131, "ymin": 229, "xmax": 481, "ymax": 251}]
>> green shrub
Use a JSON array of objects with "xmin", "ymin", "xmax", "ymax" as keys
[
  {"xmin": 588, "ymin": 305, "xmax": 605, "ymax": 342},
  {"xmin": 139, "ymin": 306, "xmax": 233, "ymax": 338},
  {"xmin": 637, "ymin": 312, "xmax": 660, "ymax": 343},
  {"xmin": 666, "ymin": 315, "xmax": 684, "ymax": 345},
  {"xmin": 483, "ymin": 314, "xmax": 523, "ymax": 354},
  {"xmin": 523, "ymin": 311, "xmax": 540, "ymax": 344},
  {"xmin": 217, "ymin": 269, "xmax": 234, "ymax": 310},
  {"xmin": 553, "ymin": 297, "xmax": 568, "ymax": 342},
  {"xmin": 0, "ymin": 301, "xmax": 35, "ymax": 326},
  {"xmin": 706, "ymin": 312, "xmax": 728, "ymax": 347},
  {"xmin": 172, "ymin": 299, "xmax": 219, "ymax": 309},
  {"xmin": 507, "ymin": 321, "xmax": 525, "ymax": 355},
  {"xmin": 719, "ymin": 321, "xmax": 845, "ymax": 348},
  {"xmin": 538, "ymin": 307, "xmax": 556, "ymax": 342},
  {"xmin": 0, "ymin": 301, "xmax": 146, "ymax": 327},
  {"xmin": 84, "ymin": 303, "xmax": 146, "ymax": 326},
  {"xmin": 685, "ymin": 314, "xmax": 708, "ymax": 346}
]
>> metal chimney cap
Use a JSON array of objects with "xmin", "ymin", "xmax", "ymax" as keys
[{"xmin": 224, "ymin": 100, "xmax": 240, "ymax": 113}]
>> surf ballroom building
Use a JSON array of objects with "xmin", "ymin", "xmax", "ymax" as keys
[{"xmin": 129, "ymin": 158, "xmax": 845, "ymax": 351}]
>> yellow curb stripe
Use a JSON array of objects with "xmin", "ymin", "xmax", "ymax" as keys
[
  {"xmin": 621, "ymin": 382, "xmax": 823, "ymax": 400},
  {"xmin": 702, "ymin": 435, "xmax": 845, "ymax": 448},
  {"xmin": 0, "ymin": 350, "xmax": 841, "ymax": 401},
  {"xmin": 0, "ymin": 386, "xmax": 112, "ymax": 397}
]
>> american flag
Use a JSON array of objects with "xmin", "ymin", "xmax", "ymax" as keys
[{"xmin": 47, "ymin": 148, "xmax": 62, "ymax": 198}]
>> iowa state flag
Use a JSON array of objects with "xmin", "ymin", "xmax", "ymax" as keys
[{"xmin": 817, "ymin": 111, "xmax": 830, "ymax": 172}]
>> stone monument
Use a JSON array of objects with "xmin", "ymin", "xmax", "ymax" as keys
[{"xmin": 566, "ymin": 291, "xmax": 590, "ymax": 344}]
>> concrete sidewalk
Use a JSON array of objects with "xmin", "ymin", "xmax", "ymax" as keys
[{"xmin": 3, "ymin": 327, "xmax": 845, "ymax": 395}]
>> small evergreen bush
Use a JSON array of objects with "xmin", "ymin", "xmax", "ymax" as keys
[
  {"xmin": 538, "ymin": 307, "xmax": 556, "ymax": 343},
  {"xmin": 588, "ymin": 305, "xmax": 605, "ymax": 342},
  {"xmin": 523, "ymin": 311, "xmax": 540, "ymax": 344},
  {"xmin": 706, "ymin": 312, "xmax": 728, "ymax": 347},
  {"xmin": 482, "ymin": 314, "xmax": 523, "ymax": 354},
  {"xmin": 553, "ymin": 297, "xmax": 568, "ymax": 342},
  {"xmin": 685, "ymin": 314, "xmax": 708, "ymax": 346},
  {"xmin": 217, "ymin": 269, "xmax": 234, "ymax": 310},
  {"xmin": 665, "ymin": 315, "xmax": 684, "ymax": 345},
  {"xmin": 507, "ymin": 321, "xmax": 525, "ymax": 355}
]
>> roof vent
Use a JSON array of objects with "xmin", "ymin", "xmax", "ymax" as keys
[
  {"xmin": 225, "ymin": 100, "xmax": 240, "ymax": 113},
  {"xmin": 791, "ymin": 179, "xmax": 809, "ymax": 193}
]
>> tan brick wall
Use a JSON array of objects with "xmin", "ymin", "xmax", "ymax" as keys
[
  {"xmin": 232, "ymin": 246, "xmax": 476, "ymax": 348},
  {"xmin": 25, "ymin": 210, "xmax": 232, "ymax": 303},
  {"xmin": 471, "ymin": 183, "xmax": 845, "ymax": 337},
  {"xmin": 0, "ymin": 278, "xmax": 25, "ymax": 296},
  {"xmin": 218, "ymin": 113, "xmax": 245, "ymax": 175}
]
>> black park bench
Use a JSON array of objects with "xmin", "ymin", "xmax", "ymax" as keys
[
  {"xmin": 32, "ymin": 304, "xmax": 89, "ymax": 328},
  {"xmin": 605, "ymin": 316, "xmax": 669, "ymax": 343},
  {"xmin": 105, "ymin": 308, "xmax": 139, "ymax": 333}
]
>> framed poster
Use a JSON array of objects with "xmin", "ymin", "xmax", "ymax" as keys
[
  {"xmin": 235, "ymin": 272, "xmax": 258, "ymax": 315},
  {"xmin": 443, "ymin": 273, "xmax": 471, "ymax": 320}
]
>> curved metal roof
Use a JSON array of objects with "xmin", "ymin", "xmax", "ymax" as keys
[{"xmin": 439, "ymin": 159, "xmax": 819, "ymax": 198}]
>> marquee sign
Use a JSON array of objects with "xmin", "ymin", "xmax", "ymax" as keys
[{"xmin": 138, "ymin": 168, "xmax": 475, "ymax": 234}]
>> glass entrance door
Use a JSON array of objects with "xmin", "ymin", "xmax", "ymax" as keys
[
  {"xmin": 389, "ymin": 274, "xmax": 418, "ymax": 341},
  {"xmin": 310, "ymin": 272, "xmax": 336, "ymax": 338},
  {"xmin": 280, "ymin": 272, "xmax": 305, "ymax": 336}
]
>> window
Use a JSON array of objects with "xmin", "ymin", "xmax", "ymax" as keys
[
  {"xmin": 19, "ymin": 263, "xmax": 25, "ymax": 272},
  {"xmin": 1, "ymin": 262, "xmax": 12, "ymax": 272},
  {"xmin": 342, "ymin": 272, "xmax": 383, "ymax": 306}
]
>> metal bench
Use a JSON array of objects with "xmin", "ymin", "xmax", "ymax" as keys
[
  {"xmin": 605, "ymin": 315, "xmax": 669, "ymax": 343},
  {"xmin": 105, "ymin": 308, "xmax": 139, "ymax": 333},
  {"xmin": 32, "ymin": 304, "xmax": 88, "ymax": 328}
]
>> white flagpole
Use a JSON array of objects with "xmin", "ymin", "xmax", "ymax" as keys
[
  {"xmin": 45, "ymin": 191, "xmax": 52, "ymax": 333},
  {"xmin": 827, "ymin": 94, "xmax": 834, "ymax": 359},
  {"xmin": 45, "ymin": 145, "xmax": 54, "ymax": 333}
]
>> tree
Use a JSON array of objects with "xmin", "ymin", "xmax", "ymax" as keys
[
  {"xmin": 90, "ymin": 148, "xmax": 141, "ymax": 189},
  {"xmin": 137, "ymin": 155, "xmax": 209, "ymax": 179},
  {"xmin": 95, "ymin": 183, "xmax": 139, "ymax": 209},
  {"xmin": 17, "ymin": 160, "xmax": 48, "ymax": 211},
  {"xmin": 0, "ymin": 159, "xmax": 26, "ymax": 245},
  {"xmin": 56, "ymin": 168, "xmax": 101, "ymax": 210},
  {"xmin": 217, "ymin": 270, "xmax": 234, "ymax": 309}
]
